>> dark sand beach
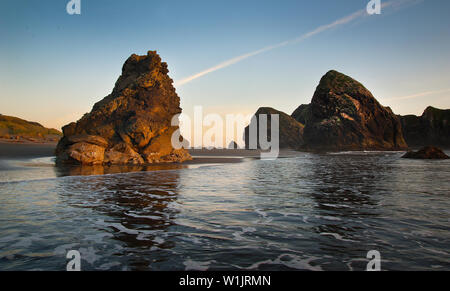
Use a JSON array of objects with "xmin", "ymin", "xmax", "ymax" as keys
[
  {"xmin": 0, "ymin": 140, "xmax": 298, "ymax": 165},
  {"xmin": 0, "ymin": 141, "xmax": 302, "ymax": 177},
  {"xmin": 0, "ymin": 141, "xmax": 57, "ymax": 159}
]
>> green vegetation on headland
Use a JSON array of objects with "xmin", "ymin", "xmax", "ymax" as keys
[{"xmin": 0, "ymin": 114, "xmax": 62, "ymax": 143}]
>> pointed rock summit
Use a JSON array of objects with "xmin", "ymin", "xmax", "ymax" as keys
[
  {"xmin": 298, "ymin": 70, "xmax": 407, "ymax": 151},
  {"xmin": 56, "ymin": 51, "xmax": 191, "ymax": 165}
]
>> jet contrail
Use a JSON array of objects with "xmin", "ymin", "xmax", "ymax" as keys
[
  {"xmin": 385, "ymin": 89, "xmax": 450, "ymax": 101},
  {"xmin": 175, "ymin": 0, "xmax": 408, "ymax": 87}
]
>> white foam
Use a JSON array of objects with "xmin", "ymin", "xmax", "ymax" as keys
[
  {"xmin": 320, "ymin": 232, "xmax": 356, "ymax": 242},
  {"xmin": 183, "ymin": 259, "xmax": 216, "ymax": 271},
  {"xmin": 238, "ymin": 253, "xmax": 322, "ymax": 271},
  {"xmin": 124, "ymin": 212, "xmax": 161, "ymax": 220}
]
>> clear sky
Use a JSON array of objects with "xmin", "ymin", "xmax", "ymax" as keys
[{"xmin": 1, "ymin": 0, "xmax": 450, "ymax": 139}]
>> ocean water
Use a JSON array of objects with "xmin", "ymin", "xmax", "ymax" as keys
[{"xmin": 0, "ymin": 152, "xmax": 449, "ymax": 271}]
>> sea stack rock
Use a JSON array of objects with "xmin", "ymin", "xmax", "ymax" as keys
[
  {"xmin": 402, "ymin": 146, "xmax": 449, "ymax": 159},
  {"xmin": 244, "ymin": 107, "xmax": 304, "ymax": 149},
  {"xmin": 301, "ymin": 70, "xmax": 407, "ymax": 151},
  {"xmin": 56, "ymin": 51, "xmax": 191, "ymax": 165},
  {"xmin": 399, "ymin": 107, "xmax": 450, "ymax": 148},
  {"xmin": 228, "ymin": 141, "xmax": 239, "ymax": 149}
]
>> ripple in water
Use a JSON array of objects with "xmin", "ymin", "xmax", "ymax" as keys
[{"xmin": 0, "ymin": 152, "xmax": 449, "ymax": 270}]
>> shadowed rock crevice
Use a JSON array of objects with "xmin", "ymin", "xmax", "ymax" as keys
[{"xmin": 56, "ymin": 51, "xmax": 191, "ymax": 165}]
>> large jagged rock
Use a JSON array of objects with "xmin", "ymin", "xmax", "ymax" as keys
[
  {"xmin": 399, "ymin": 107, "xmax": 450, "ymax": 148},
  {"xmin": 300, "ymin": 70, "xmax": 408, "ymax": 151},
  {"xmin": 56, "ymin": 51, "xmax": 191, "ymax": 165},
  {"xmin": 244, "ymin": 107, "xmax": 304, "ymax": 149},
  {"xmin": 402, "ymin": 146, "xmax": 449, "ymax": 159}
]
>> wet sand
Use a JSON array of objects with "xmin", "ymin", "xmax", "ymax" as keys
[
  {"xmin": 0, "ymin": 141, "xmax": 57, "ymax": 159},
  {"xmin": 0, "ymin": 141, "xmax": 298, "ymax": 161},
  {"xmin": 0, "ymin": 141, "xmax": 300, "ymax": 175}
]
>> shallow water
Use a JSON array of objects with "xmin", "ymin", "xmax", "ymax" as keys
[{"xmin": 0, "ymin": 152, "xmax": 449, "ymax": 270}]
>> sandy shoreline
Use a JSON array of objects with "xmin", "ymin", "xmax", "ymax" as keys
[
  {"xmin": 0, "ymin": 141, "xmax": 299, "ymax": 161},
  {"xmin": 0, "ymin": 141, "xmax": 306, "ymax": 177},
  {"xmin": 0, "ymin": 141, "xmax": 446, "ymax": 178},
  {"xmin": 0, "ymin": 141, "xmax": 58, "ymax": 159},
  {"xmin": 0, "ymin": 142, "xmax": 277, "ymax": 177}
]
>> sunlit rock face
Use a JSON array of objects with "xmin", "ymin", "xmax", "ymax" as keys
[
  {"xmin": 300, "ymin": 70, "xmax": 408, "ymax": 151},
  {"xmin": 56, "ymin": 51, "xmax": 191, "ymax": 165}
]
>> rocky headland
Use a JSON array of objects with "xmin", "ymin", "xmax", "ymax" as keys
[
  {"xmin": 56, "ymin": 51, "xmax": 191, "ymax": 165},
  {"xmin": 399, "ymin": 107, "xmax": 450, "ymax": 148},
  {"xmin": 245, "ymin": 70, "xmax": 408, "ymax": 151},
  {"xmin": 0, "ymin": 114, "xmax": 62, "ymax": 143}
]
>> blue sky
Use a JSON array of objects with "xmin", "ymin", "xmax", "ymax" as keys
[{"xmin": 1, "ymin": 0, "xmax": 450, "ymax": 133}]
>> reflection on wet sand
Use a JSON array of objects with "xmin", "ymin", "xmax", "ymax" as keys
[
  {"xmin": 55, "ymin": 170, "xmax": 182, "ymax": 270},
  {"xmin": 1, "ymin": 151, "xmax": 449, "ymax": 270},
  {"xmin": 308, "ymin": 153, "xmax": 386, "ymax": 216},
  {"xmin": 304, "ymin": 153, "xmax": 389, "ymax": 270},
  {"xmin": 54, "ymin": 163, "xmax": 188, "ymax": 177},
  {"xmin": 245, "ymin": 153, "xmax": 390, "ymax": 270}
]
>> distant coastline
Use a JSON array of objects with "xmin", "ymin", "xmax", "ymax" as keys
[
  {"xmin": 0, "ymin": 141, "xmax": 303, "ymax": 177},
  {"xmin": 0, "ymin": 114, "xmax": 62, "ymax": 144},
  {"xmin": 1, "ymin": 139, "xmax": 442, "ymax": 163},
  {"xmin": 0, "ymin": 140, "xmax": 57, "ymax": 159}
]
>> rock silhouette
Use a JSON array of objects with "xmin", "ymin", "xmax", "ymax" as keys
[
  {"xmin": 244, "ymin": 107, "xmax": 304, "ymax": 149},
  {"xmin": 399, "ymin": 107, "xmax": 450, "ymax": 148},
  {"xmin": 402, "ymin": 146, "xmax": 449, "ymax": 159},
  {"xmin": 228, "ymin": 141, "xmax": 239, "ymax": 149},
  {"xmin": 56, "ymin": 51, "xmax": 191, "ymax": 165},
  {"xmin": 298, "ymin": 70, "xmax": 407, "ymax": 151}
]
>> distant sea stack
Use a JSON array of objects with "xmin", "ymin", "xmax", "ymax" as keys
[
  {"xmin": 228, "ymin": 140, "xmax": 239, "ymax": 149},
  {"xmin": 244, "ymin": 107, "xmax": 304, "ymax": 149},
  {"xmin": 0, "ymin": 114, "xmax": 62, "ymax": 142},
  {"xmin": 56, "ymin": 51, "xmax": 191, "ymax": 165},
  {"xmin": 294, "ymin": 70, "xmax": 408, "ymax": 151},
  {"xmin": 399, "ymin": 107, "xmax": 450, "ymax": 148}
]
